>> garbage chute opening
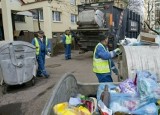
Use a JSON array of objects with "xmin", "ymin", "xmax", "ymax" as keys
[{"xmin": 119, "ymin": 46, "xmax": 160, "ymax": 81}]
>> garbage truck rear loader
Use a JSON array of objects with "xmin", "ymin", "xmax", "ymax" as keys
[{"xmin": 76, "ymin": 1, "xmax": 140, "ymax": 51}]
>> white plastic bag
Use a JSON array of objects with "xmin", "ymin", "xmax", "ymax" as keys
[{"xmin": 98, "ymin": 100, "xmax": 112, "ymax": 115}]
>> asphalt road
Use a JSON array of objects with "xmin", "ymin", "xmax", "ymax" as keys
[{"xmin": 0, "ymin": 50, "xmax": 118, "ymax": 115}]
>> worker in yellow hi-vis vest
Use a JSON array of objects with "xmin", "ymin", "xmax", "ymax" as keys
[
  {"xmin": 62, "ymin": 30, "xmax": 72, "ymax": 60},
  {"xmin": 93, "ymin": 34, "xmax": 121, "ymax": 82},
  {"xmin": 31, "ymin": 30, "xmax": 51, "ymax": 78}
]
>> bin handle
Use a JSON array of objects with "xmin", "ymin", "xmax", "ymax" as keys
[{"xmin": 9, "ymin": 44, "xmax": 23, "ymax": 68}]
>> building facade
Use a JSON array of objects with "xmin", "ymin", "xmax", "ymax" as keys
[{"xmin": 0, "ymin": 0, "xmax": 83, "ymax": 41}]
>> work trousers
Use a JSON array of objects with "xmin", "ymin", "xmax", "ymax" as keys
[
  {"xmin": 37, "ymin": 52, "xmax": 48, "ymax": 76},
  {"xmin": 96, "ymin": 73, "xmax": 113, "ymax": 83},
  {"xmin": 65, "ymin": 44, "xmax": 71, "ymax": 60}
]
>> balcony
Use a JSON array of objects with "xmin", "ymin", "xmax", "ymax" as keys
[{"xmin": 22, "ymin": 0, "xmax": 51, "ymax": 5}]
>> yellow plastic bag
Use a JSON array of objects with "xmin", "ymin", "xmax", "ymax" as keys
[
  {"xmin": 53, "ymin": 102, "xmax": 91, "ymax": 115},
  {"xmin": 53, "ymin": 102, "xmax": 68, "ymax": 114},
  {"xmin": 62, "ymin": 109, "xmax": 78, "ymax": 115},
  {"xmin": 78, "ymin": 106, "xmax": 91, "ymax": 115}
]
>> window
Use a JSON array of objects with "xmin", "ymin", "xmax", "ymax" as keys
[
  {"xmin": 71, "ymin": 14, "xmax": 77, "ymax": 23},
  {"xmin": 33, "ymin": 9, "xmax": 43, "ymax": 20},
  {"xmin": 52, "ymin": 11, "xmax": 61, "ymax": 21},
  {"xmin": 14, "ymin": 14, "xmax": 25, "ymax": 22},
  {"xmin": 120, "ymin": 4, "xmax": 123, "ymax": 8},
  {"xmin": 70, "ymin": 0, "xmax": 76, "ymax": 5}
]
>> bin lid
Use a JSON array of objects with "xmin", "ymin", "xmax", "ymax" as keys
[{"xmin": 0, "ymin": 41, "xmax": 35, "ymax": 53}]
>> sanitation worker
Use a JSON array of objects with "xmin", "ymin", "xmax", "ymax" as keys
[
  {"xmin": 93, "ymin": 34, "xmax": 120, "ymax": 82},
  {"xmin": 32, "ymin": 30, "xmax": 51, "ymax": 78},
  {"xmin": 62, "ymin": 30, "xmax": 72, "ymax": 60}
]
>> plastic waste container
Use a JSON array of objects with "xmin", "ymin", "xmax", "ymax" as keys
[{"xmin": 0, "ymin": 41, "xmax": 36, "ymax": 93}]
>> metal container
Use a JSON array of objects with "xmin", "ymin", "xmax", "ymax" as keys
[
  {"xmin": 0, "ymin": 41, "xmax": 36, "ymax": 93},
  {"xmin": 41, "ymin": 73, "xmax": 100, "ymax": 115},
  {"xmin": 119, "ymin": 46, "xmax": 160, "ymax": 81}
]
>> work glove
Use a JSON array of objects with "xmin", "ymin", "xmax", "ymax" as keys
[
  {"xmin": 114, "ymin": 48, "xmax": 121, "ymax": 55},
  {"xmin": 113, "ymin": 68, "xmax": 119, "ymax": 76},
  {"xmin": 47, "ymin": 52, "xmax": 51, "ymax": 57}
]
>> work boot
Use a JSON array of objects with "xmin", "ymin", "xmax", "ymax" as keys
[
  {"xmin": 37, "ymin": 74, "xmax": 45, "ymax": 77},
  {"xmin": 45, "ymin": 74, "xmax": 50, "ymax": 78}
]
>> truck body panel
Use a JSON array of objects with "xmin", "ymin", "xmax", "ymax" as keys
[{"xmin": 76, "ymin": 2, "xmax": 140, "ymax": 51}]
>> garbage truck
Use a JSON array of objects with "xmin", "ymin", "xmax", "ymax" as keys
[{"xmin": 76, "ymin": 1, "xmax": 141, "ymax": 51}]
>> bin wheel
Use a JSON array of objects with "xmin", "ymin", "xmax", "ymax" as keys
[
  {"xmin": 2, "ymin": 84, "xmax": 8, "ymax": 94},
  {"xmin": 31, "ymin": 77, "xmax": 35, "ymax": 86}
]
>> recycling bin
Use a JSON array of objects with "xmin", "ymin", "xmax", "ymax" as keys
[{"xmin": 0, "ymin": 41, "xmax": 36, "ymax": 93}]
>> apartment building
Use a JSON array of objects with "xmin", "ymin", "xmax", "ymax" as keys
[{"xmin": 0, "ymin": 0, "xmax": 83, "ymax": 41}]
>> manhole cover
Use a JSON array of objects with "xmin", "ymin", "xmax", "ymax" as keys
[{"xmin": 46, "ymin": 64, "xmax": 61, "ymax": 68}]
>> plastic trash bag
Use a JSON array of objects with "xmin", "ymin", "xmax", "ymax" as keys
[
  {"xmin": 136, "ymin": 70, "xmax": 157, "ymax": 82},
  {"xmin": 137, "ymin": 73, "xmax": 158, "ymax": 99},
  {"xmin": 109, "ymin": 92, "xmax": 155, "ymax": 113},
  {"xmin": 109, "ymin": 93, "xmax": 140, "ymax": 113},
  {"xmin": 119, "ymin": 78, "xmax": 137, "ymax": 95},
  {"xmin": 132, "ymin": 103, "xmax": 158, "ymax": 115},
  {"xmin": 98, "ymin": 100, "xmax": 112, "ymax": 115}
]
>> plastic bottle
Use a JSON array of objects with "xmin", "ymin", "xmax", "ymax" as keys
[{"xmin": 101, "ymin": 85, "xmax": 109, "ymax": 107}]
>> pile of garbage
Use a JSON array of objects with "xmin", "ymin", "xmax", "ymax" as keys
[
  {"xmin": 53, "ymin": 94, "xmax": 97, "ymax": 115},
  {"xmin": 120, "ymin": 33, "xmax": 160, "ymax": 46},
  {"xmin": 97, "ymin": 70, "xmax": 160, "ymax": 115}
]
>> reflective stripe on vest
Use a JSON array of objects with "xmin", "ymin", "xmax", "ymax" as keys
[
  {"xmin": 93, "ymin": 43, "xmax": 110, "ymax": 73},
  {"xmin": 65, "ymin": 35, "xmax": 72, "ymax": 44},
  {"xmin": 34, "ymin": 37, "xmax": 48, "ymax": 55}
]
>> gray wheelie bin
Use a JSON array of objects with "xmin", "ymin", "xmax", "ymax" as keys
[{"xmin": 0, "ymin": 41, "xmax": 36, "ymax": 93}]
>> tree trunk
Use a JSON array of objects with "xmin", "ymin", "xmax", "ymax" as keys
[{"xmin": 37, "ymin": 9, "xmax": 41, "ymax": 30}]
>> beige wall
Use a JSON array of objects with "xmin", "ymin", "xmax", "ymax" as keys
[
  {"xmin": 114, "ymin": 0, "xmax": 127, "ymax": 8},
  {"xmin": 10, "ymin": 0, "xmax": 22, "ymax": 10},
  {"xmin": 51, "ymin": 1, "xmax": 78, "ymax": 32},
  {"xmin": 15, "ymin": 16, "xmax": 34, "ymax": 31},
  {"xmin": 0, "ymin": 0, "xmax": 82, "ymax": 41},
  {"xmin": 33, "ymin": 20, "xmax": 44, "ymax": 31},
  {"xmin": 32, "ymin": 0, "xmax": 80, "ymax": 33}
]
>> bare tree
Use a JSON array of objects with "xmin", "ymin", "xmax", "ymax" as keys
[{"xmin": 144, "ymin": 0, "xmax": 160, "ymax": 35}]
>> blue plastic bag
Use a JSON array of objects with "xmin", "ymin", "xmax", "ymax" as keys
[
  {"xmin": 109, "ymin": 92, "xmax": 140, "ymax": 113},
  {"xmin": 137, "ymin": 73, "xmax": 158, "ymax": 99},
  {"xmin": 132, "ymin": 103, "xmax": 158, "ymax": 115}
]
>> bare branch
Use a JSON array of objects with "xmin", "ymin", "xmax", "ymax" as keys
[{"xmin": 144, "ymin": 21, "xmax": 160, "ymax": 35}]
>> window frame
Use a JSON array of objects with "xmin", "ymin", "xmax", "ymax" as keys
[
  {"xmin": 14, "ymin": 14, "xmax": 25, "ymax": 22},
  {"xmin": 71, "ymin": 14, "xmax": 77, "ymax": 23},
  {"xmin": 70, "ymin": 0, "xmax": 76, "ymax": 5},
  {"xmin": 52, "ymin": 11, "xmax": 61, "ymax": 22},
  {"xmin": 33, "ymin": 9, "xmax": 44, "ymax": 21}
]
